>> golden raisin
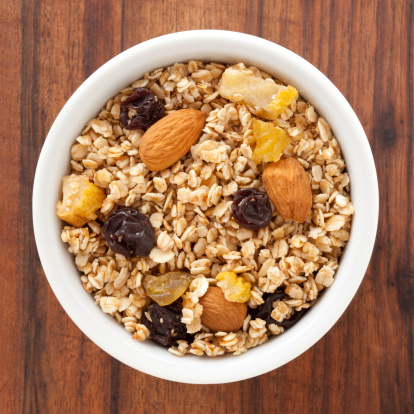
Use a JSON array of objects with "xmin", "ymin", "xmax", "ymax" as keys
[
  {"xmin": 143, "ymin": 272, "xmax": 192, "ymax": 306},
  {"xmin": 252, "ymin": 118, "xmax": 290, "ymax": 164},
  {"xmin": 216, "ymin": 272, "xmax": 251, "ymax": 303}
]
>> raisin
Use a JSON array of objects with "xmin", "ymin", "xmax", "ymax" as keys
[
  {"xmin": 143, "ymin": 272, "xmax": 192, "ymax": 306},
  {"xmin": 276, "ymin": 308, "xmax": 307, "ymax": 328},
  {"xmin": 102, "ymin": 207, "xmax": 155, "ymax": 257},
  {"xmin": 231, "ymin": 188, "xmax": 272, "ymax": 230},
  {"xmin": 249, "ymin": 291, "xmax": 285, "ymax": 323},
  {"xmin": 141, "ymin": 302, "xmax": 190, "ymax": 347},
  {"xmin": 249, "ymin": 291, "xmax": 308, "ymax": 328},
  {"xmin": 120, "ymin": 88, "xmax": 164, "ymax": 130}
]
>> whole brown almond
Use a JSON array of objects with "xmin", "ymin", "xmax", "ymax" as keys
[
  {"xmin": 262, "ymin": 156, "xmax": 312, "ymax": 223},
  {"xmin": 199, "ymin": 286, "xmax": 247, "ymax": 332},
  {"xmin": 139, "ymin": 109, "xmax": 207, "ymax": 171}
]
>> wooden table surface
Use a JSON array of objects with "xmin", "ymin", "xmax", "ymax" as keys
[{"xmin": 1, "ymin": 0, "xmax": 413, "ymax": 413}]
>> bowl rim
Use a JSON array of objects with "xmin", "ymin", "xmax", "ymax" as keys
[{"xmin": 33, "ymin": 29, "xmax": 379, "ymax": 384}]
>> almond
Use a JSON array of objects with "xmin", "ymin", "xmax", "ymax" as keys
[
  {"xmin": 199, "ymin": 286, "xmax": 247, "ymax": 332},
  {"xmin": 139, "ymin": 109, "xmax": 207, "ymax": 171},
  {"xmin": 262, "ymin": 156, "xmax": 312, "ymax": 223}
]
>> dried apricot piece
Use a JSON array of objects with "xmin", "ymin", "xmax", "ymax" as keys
[
  {"xmin": 268, "ymin": 85, "xmax": 298, "ymax": 119},
  {"xmin": 252, "ymin": 118, "xmax": 290, "ymax": 164},
  {"xmin": 218, "ymin": 68, "xmax": 283, "ymax": 119},
  {"xmin": 216, "ymin": 272, "xmax": 251, "ymax": 303},
  {"xmin": 143, "ymin": 272, "xmax": 192, "ymax": 306},
  {"xmin": 57, "ymin": 174, "xmax": 105, "ymax": 227}
]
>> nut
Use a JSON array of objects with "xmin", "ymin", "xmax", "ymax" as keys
[
  {"xmin": 139, "ymin": 109, "xmax": 207, "ymax": 171},
  {"xmin": 262, "ymin": 156, "xmax": 312, "ymax": 223},
  {"xmin": 199, "ymin": 286, "xmax": 247, "ymax": 332}
]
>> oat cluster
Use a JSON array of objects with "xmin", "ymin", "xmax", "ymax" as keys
[{"xmin": 61, "ymin": 61, "xmax": 354, "ymax": 356}]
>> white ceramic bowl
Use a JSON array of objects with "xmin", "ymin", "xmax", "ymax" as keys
[{"xmin": 33, "ymin": 30, "xmax": 378, "ymax": 384}]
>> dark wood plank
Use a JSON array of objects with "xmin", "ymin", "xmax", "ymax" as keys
[
  {"xmin": 1, "ymin": 0, "xmax": 413, "ymax": 412},
  {"xmin": 368, "ymin": 1, "xmax": 414, "ymax": 413},
  {"xmin": 16, "ymin": 0, "xmax": 120, "ymax": 413},
  {"xmin": 0, "ymin": 1, "xmax": 24, "ymax": 413}
]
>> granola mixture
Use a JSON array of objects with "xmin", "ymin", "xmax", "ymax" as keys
[{"xmin": 59, "ymin": 61, "xmax": 354, "ymax": 356}]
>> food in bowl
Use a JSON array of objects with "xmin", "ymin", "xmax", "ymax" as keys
[{"xmin": 57, "ymin": 61, "xmax": 354, "ymax": 357}]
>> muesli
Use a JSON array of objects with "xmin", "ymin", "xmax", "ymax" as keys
[{"xmin": 57, "ymin": 61, "xmax": 354, "ymax": 356}]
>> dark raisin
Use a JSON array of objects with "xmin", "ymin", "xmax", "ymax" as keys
[
  {"xmin": 249, "ymin": 291, "xmax": 308, "ymax": 328},
  {"xmin": 231, "ymin": 188, "xmax": 272, "ymax": 230},
  {"xmin": 276, "ymin": 308, "xmax": 307, "ymax": 328},
  {"xmin": 141, "ymin": 302, "xmax": 190, "ymax": 347},
  {"xmin": 120, "ymin": 88, "xmax": 164, "ymax": 130},
  {"xmin": 249, "ymin": 291, "xmax": 285, "ymax": 323},
  {"xmin": 102, "ymin": 207, "xmax": 155, "ymax": 258}
]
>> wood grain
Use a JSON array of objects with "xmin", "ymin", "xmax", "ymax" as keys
[{"xmin": 0, "ymin": 0, "xmax": 413, "ymax": 413}]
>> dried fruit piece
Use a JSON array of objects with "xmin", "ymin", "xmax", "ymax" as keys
[
  {"xmin": 143, "ymin": 272, "xmax": 192, "ymax": 306},
  {"xmin": 249, "ymin": 291, "xmax": 308, "ymax": 328},
  {"xmin": 231, "ymin": 188, "xmax": 272, "ymax": 230},
  {"xmin": 120, "ymin": 88, "xmax": 164, "ymax": 130},
  {"xmin": 262, "ymin": 156, "xmax": 312, "ymax": 223},
  {"xmin": 252, "ymin": 118, "xmax": 290, "ymax": 164},
  {"xmin": 218, "ymin": 68, "xmax": 283, "ymax": 119},
  {"xmin": 268, "ymin": 85, "xmax": 298, "ymax": 119},
  {"xmin": 103, "ymin": 207, "xmax": 155, "ymax": 257},
  {"xmin": 199, "ymin": 286, "xmax": 247, "ymax": 332},
  {"xmin": 248, "ymin": 291, "xmax": 285, "ymax": 323},
  {"xmin": 216, "ymin": 272, "xmax": 252, "ymax": 303},
  {"xmin": 141, "ymin": 302, "xmax": 190, "ymax": 347},
  {"xmin": 276, "ymin": 308, "xmax": 307, "ymax": 328},
  {"xmin": 139, "ymin": 109, "xmax": 207, "ymax": 172},
  {"xmin": 57, "ymin": 174, "xmax": 105, "ymax": 227}
]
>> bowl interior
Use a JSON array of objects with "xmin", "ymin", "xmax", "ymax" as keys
[{"xmin": 33, "ymin": 30, "xmax": 378, "ymax": 384}]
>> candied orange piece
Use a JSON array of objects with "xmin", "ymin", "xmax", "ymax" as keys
[
  {"xmin": 252, "ymin": 118, "xmax": 290, "ymax": 164},
  {"xmin": 216, "ymin": 272, "xmax": 251, "ymax": 303},
  {"xmin": 218, "ymin": 68, "xmax": 283, "ymax": 119},
  {"xmin": 268, "ymin": 85, "xmax": 298, "ymax": 119},
  {"xmin": 57, "ymin": 174, "xmax": 105, "ymax": 227}
]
